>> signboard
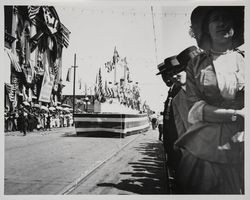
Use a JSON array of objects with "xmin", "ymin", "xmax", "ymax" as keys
[{"xmin": 39, "ymin": 73, "xmax": 55, "ymax": 103}]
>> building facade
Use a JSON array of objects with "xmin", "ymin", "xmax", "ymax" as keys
[{"xmin": 4, "ymin": 6, "xmax": 70, "ymax": 113}]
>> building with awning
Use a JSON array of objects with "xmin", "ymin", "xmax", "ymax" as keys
[{"xmin": 4, "ymin": 5, "xmax": 70, "ymax": 113}]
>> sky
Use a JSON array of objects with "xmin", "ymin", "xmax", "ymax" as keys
[{"xmin": 55, "ymin": 4, "xmax": 197, "ymax": 112}]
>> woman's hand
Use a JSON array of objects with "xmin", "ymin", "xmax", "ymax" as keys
[{"xmin": 237, "ymin": 108, "xmax": 245, "ymax": 118}]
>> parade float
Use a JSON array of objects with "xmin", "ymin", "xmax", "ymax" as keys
[{"xmin": 74, "ymin": 48, "xmax": 150, "ymax": 137}]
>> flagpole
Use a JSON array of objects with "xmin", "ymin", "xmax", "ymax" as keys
[
  {"xmin": 73, "ymin": 54, "xmax": 77, "ymax": 117},
  {"xmin": 114, "ymin": 62, "xmax": 117, "ymax": 85}
]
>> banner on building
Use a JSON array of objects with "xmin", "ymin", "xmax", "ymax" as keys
[{"xmin": 39, "ymin": 73, "xmax": 55, "ymax": 103}]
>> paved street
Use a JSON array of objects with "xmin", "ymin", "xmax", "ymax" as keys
[
  {"xmin": 70, "ymin": 129, "xmax": 168, "ymax": 194},
  {"xmin": 5, "ymin": 127, "xmax": 168, "ymax": 195}
]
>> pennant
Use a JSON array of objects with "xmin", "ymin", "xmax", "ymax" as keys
[{"xmin": 66, "ymin": 67, "xmax": 71, "ymax": 82}]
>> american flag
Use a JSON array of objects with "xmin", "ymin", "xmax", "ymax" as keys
[
  {"xmin": 5, "ymin": 83, "xmax": 15, "ymax": 102},
  {"xmin": 5, "ymin": 49, "xmax": 22, "ymax": 72},
  {"xmin": 28, "ymin": 6, "xmax": 40, "ymax": 23},
  {"xmin": 104, "ymin": 81, "xmax": 112, "ymax": 98},
  {"xmin": 60, "ymin": 23, "xmax": 70, "ymax": 48},
  {"xmin": 43, "ymin": 7, "xmax": 59, "ymax": 34}
]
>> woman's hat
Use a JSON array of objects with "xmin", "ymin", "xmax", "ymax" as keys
[
  {"xmin": 190, "ymin": 6, "xmax": 244, "ymax": 50},
  {"xmin": 176, "ymin": 45, "xmax": 201, "ymax": 65},
  {"xmin": 156, "ymin": 56, "xmax": 182, "ymax": 75}
]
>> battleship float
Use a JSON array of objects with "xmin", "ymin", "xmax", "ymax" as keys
[{"xmin": 74, "ymin": 48, "xmax": 150, "ymax": 137}]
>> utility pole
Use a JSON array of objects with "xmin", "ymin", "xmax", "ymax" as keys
[{"xmin": 72, "ymin": 54, "xmax": 78, "ymax": 118}]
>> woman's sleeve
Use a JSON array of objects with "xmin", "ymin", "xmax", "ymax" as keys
[
  {"xmin": 186, "ymin": 57, "xmax": 206, "ymax": 124},
  {"xmin": 235, "ymin": 52, "xmax": 245, "ymax": 91}
]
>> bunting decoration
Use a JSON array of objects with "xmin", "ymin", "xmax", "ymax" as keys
[
  {"xmin": 4, "ymin": 6, "xmax": 70, "ymax": 115},
  {"xmin": 27, "ymin": 6, "xmax": 40, "ymax": 23}
]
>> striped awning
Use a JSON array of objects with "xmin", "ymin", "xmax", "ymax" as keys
[{"xmin": 5, "ymin": 48, "xmax": 22, "ymax": 72}]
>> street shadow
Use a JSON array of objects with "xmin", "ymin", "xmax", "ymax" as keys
[
  {"xmin": 96, "ymin": 142, "xmax": 168, "ymax": 194},
  {"xmin": 61, "ymin": 131, "xmax": 146, "ymax": 138},
  {"xmin": 61, "ymin": 132, "xmax": 126, "ymax": 138}
]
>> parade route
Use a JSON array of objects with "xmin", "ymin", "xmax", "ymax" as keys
[{"xmin": 5, "ymin": 127, "xmax": 168, "ymax": 195}]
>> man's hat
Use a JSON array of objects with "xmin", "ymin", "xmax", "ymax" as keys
[
  {"xmin": 176, "ymin": 45, "xmax": 201, "ymax": 65},
  {"xmin": 190, "ymin": 6, "xmax": 244, "ymax": 50},
  {"xmin": 156, "ymin": 56, "xmax": 181, "ymax": 75},
  {"xmin": 156, "ymin": 46, "xmax": 201, "ymax": 76}
]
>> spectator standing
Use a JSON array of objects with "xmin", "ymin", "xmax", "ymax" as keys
[{"xmin": 175, "ymin": 6, "xmax": 244, "ymax": 194}]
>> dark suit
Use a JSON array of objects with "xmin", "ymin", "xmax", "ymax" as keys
[{"xmin": 163, "ymin": 83, "xmax": 182, "ymax": 170}]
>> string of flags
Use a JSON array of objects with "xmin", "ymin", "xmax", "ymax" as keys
[{"xmin": 61, "ymin": 7, "xmax": 190, "ymax": 18}]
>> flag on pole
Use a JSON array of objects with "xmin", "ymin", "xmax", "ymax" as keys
[
  {"xmin": 105, "ymin": 61, "xmax": 113, "ymax": 73},
  {"xmin": 98, "ymin": 68, "xmax": 103, "ymax": 97},
  {"xmin": 97, "ymin": 68, "xmax": 105, "ymax": 102},
  {"xmin": 66, "ymin": 67, "xmax": 71, "ymax": 82},
  {"xmin": 105, "ymin": 80, "xmax": 112, "ymax": 98},
  {"xmin": 78, "ymin": 78, "xmax": 82, "ymax": 90},
  {"xmin": 85, "ymin": 83, "xmax": 87, "ymax": 95},
  {"xmin": 94, "ymin": 74, "xmax": 98, "ymax": 97},
  {"xmin": 112, "ymin": 46, "xmax": 119, "ymax": 66}
]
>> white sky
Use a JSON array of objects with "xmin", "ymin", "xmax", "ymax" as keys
[{"xmin": 56, "ymin": 5, "xmax": 197, "ymax": 112}]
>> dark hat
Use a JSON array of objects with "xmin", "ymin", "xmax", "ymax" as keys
[
  {"xmin": 156, "ymin": 56, "xmax": 182, "ymax": 75},
  {"xmin": 191, "ymin": 6, "xmax": 244, "ymax": 50},
  {"xmin": 177, "ymin": 45, "xmax": 201, "ymax": 65}
]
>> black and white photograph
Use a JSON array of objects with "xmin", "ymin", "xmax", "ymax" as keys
[{"xmin": 1, "ymin": 0, "xmax": 248, "ymax": 199}]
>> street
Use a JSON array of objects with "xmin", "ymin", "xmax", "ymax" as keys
[{"xmin": 5, "ymin": 127, "xmax": 168, "ymax": 195}]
